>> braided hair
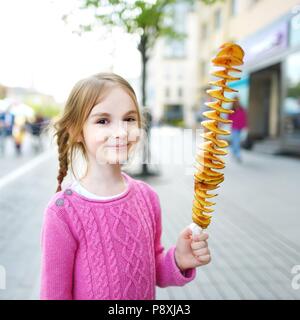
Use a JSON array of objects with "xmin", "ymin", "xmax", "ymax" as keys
[{"xmin": 55, "ymin": 129, "xmax": 70, "ymax": 192}]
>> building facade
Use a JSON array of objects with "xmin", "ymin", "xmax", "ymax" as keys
[
  {"xmin": 147, "ymin": 2, "xmax": 199, "ymax": 128},
  {"xmin": 197, "ymin": 0, "xmax": 300, "ymax": 153}
]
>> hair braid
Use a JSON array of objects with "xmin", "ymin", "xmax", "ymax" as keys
[{"xmin": 56, "ymin": 130, "xmax": 69, "ymax": 192}]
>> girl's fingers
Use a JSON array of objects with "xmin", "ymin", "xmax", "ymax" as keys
[
  {"xmin": 192, "ymin": 232, "xmax": 209, "ymax": 241},
  {"xmin": 196, "ymin": 254, "xmax": 211, "ymax": 264},
  {"xmin": 190, "ymin": 232, "xmax": 211, "ymax": 265},
  {"xmin": 198, "ymin": 232, "xmax": 209, "ymax": 241},
  {"xmin": 193, "ymin": 247, "xmax": 210, "ymax": 257},
  {"xmin": 191, "ymin": 240, "xmax": 208, "ymax": 250}
]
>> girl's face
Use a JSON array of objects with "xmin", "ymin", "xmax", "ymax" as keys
[{"xmin": 81, "ymin": 86, "xmax": 141, "ymax": 165}]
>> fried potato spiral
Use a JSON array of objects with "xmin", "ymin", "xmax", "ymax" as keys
[{"xmin": 192, "ymin": 43, "xmax": 245, "ymax": 229}]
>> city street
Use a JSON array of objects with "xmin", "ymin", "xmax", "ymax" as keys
[{"xmin": 0, "ymin": 127, "xmax": 299, "ymax": 299}]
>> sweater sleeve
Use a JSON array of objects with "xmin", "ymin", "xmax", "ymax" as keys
[
  {"xmin": 150, "ymin": 188, "xmax": 196, "ymax": 288},
  {"xmin": 40, "ymin": 206, "xmax": 77, "ymax": 300}
]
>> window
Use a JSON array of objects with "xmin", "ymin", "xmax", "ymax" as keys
[
  {"xmin": 177, "ymin": 71, "xmax": 183, "ymax": 80},
  {"xmin": 283, "ymin": 52, "xmax": 300, "ymax": 138},
  {"xmin": 201, "ymin": 23, "xmax": 208, "ymax": 41},
  {"xmin": 214, "ymin": 9, "xmax": 222, "ymax": 31},
  {"xmin": 165, "ymin": 87, "xmax": 170, "ymax": 98},
  {"xmin": 164, "ymin": 68, "xmax": 170, "ymax": 80},
  {"xmin": 164, "ymin": 104, "xmax": 184, "ymax": 122},
  {"xmin": 178, "ymin": 87, "xmax": 183, "ymax": 98},
  {"xmin": 230, "ymin": 0, "xmax": 238, "ymax": 16},
  {"xmin": 164, "ymin": 38, "xmax": 186, "ymax": 58},
  {"xmin": 249, "ymin": 0, "xmax": 260, "ymax": 8},
  {"xmin": 200, "ymin": 61, "xmax": 207, "ymax": 78}
]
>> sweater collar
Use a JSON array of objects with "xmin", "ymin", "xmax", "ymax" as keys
[{"xmin": 65, "ymin": 171, "xmax": 133, "ymax": 204}]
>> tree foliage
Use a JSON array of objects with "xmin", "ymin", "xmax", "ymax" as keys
[{"xmin": 77, "ymin": 0, "xmax": 223, "ymax": 53}]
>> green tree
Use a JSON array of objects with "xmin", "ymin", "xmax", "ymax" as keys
[{"xmin": 65, "ymin": 0, "xmax": 221, "ymax": 175}]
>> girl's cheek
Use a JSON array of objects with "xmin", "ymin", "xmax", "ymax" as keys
[
  {"xmin": 128, "ymin": 127, "xmax": 142, "ymax": 144},
  {"xmin": 93, "ymin": 127, "xmax": 111, "ymax": 143}
]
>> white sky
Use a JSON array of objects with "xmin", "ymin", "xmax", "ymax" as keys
[{"xmin": 0, "ymin": 0, "xmax": 141, "ymax": 103}]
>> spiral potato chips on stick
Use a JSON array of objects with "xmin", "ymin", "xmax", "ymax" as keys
[{"xmin": 191, "ymin": 43, "xmax": 245, "ymax": 234}]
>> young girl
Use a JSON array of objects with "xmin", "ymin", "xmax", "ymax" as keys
[{"xmin": 40, "ymin": 72, "xmax": 211, "ymax": 300}]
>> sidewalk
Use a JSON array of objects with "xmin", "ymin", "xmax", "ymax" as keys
[
  {"xmin": 0, "ymin": 132, "xmax": 52, "ymax": 179},
  {"xmin": 125, "ymin": 127, "xmax": 300, "ymax": 299}
]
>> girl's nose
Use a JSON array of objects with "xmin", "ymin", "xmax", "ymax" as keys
[{"xmin": 111, "ymin": 121, "xmax": 128, "ymax": 139}]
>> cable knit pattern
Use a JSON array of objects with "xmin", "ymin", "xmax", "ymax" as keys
[
  {"xmin": 96, "ymin": 207, "xmax": 122, "ymax": 299},
  {"xmin": 63, "ymin": 201, "xmax": 94, "ymax": 299},
  {"xmin": 40, "ymin": 172, "xmax": 196, "ymax": 300}
]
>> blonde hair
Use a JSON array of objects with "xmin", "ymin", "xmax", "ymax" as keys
[{"xmin": 48, "ymin": 72, "xmax": 146, "ymax": 193}]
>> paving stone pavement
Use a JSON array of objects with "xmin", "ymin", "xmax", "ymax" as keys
[
  {"xmin": 0, "ymin": 132, "xmax": 51, "ymax": 179},
  {"xmin": 0, "ymin": 127, "xmax": 299, "ymax": 300}
]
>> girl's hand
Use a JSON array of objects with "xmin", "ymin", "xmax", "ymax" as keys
[{"xmin": 174, "ymin": 227, "xmax": 211, "ymax": 272}]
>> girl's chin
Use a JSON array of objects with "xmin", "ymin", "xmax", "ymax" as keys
[{"xmin": 102, "ymin": 152, "xmax": 130, "ymax": 164}]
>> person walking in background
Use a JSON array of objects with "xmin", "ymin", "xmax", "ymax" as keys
[
  {"xmin": 12, "ymin": 115, "xmax": 26, "ymax": 156},
  {"xmin": 4, "ymin": 106, "xmax": 15, "ymax": 137},
  {"xmin": 228, "ymin": 96, "xmax": 248, "ymax": 163},
  {"xmin": 28, "ymin": 112, "xmax": 45, "ymax": 153},
  {"xmin": 0, "ymin": 111, "xmax": 6, "ymax": 155},
  {"xmin": 0, "ymin": 107, "xmax": 15, "ymax": 156}
]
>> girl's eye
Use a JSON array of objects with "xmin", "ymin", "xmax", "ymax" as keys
[
  {"xmin": 125, "ymin": 118, "xmax": 136, "ymax": 122},
  {"xmin": 96, "ymin": 119, "xmax": 109, "ymax": 125},
  {"xmin": 96, "ymin": 118, "xmax": 136, "ymax": 125}
]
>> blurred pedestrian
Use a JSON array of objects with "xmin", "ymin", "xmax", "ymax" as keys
[
  {"xmin": 4, "ymin": 106, "xmax": 15, "ymax": 137},
  {"xmin": 0, "ymin": 111, "xmax": 6, "ymax": 155},
  {"xmin": 228, "ymin": 96, "xmax": 248, "ymax": 162},
  {"xmin": 0, "ymin": 107, "xmax": 15, "ymax": 155},
  {"xmin": 12, "ymin": 116, "xmax": 26, "ymax": 156},
  {"xmin": 28, "ymin": 113, "xmax": 45, "ymax": 153}
]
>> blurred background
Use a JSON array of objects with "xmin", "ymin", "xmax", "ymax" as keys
[{"xmin": 0, "ymin": 0, "xmax": 299, "ymax": 300}]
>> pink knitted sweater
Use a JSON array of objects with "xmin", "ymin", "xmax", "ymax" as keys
[{"xmin": 40, "ymin": 172, "xmax": 196, "ymax": 300}]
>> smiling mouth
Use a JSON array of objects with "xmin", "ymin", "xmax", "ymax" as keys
[{"xmin": 106, "ymin": 144, "xmax": 129, "ymax": 148}]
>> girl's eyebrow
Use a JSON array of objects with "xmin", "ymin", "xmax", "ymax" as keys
[{"xmin": 90, "ymin": 110, "xmax": 138, "ymax": 118}]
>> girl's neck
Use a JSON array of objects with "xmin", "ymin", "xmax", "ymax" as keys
[{"xmin": 79, "ymin": 164, "xmax": 127, "ymax": 197}]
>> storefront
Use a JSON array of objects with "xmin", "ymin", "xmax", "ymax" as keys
[{"xmin": 239, "ymin": 9, "xmax": 300, "ymax": 154}]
